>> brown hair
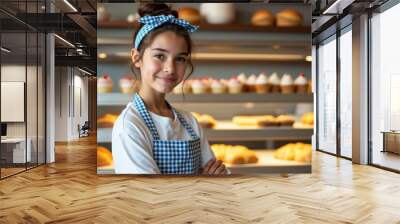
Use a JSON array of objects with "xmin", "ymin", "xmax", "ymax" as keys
[{"xmin": 130, "ymin": 3, "xmax": 194, "ymax": 85}]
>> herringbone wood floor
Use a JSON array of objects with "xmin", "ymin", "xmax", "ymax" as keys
[{"xmin": 0, "ymin": 135, "xmax": 399, "ymax": 223}]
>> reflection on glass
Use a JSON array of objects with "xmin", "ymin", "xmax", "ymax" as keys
[
  {"xmin": 1, "ymin": 31, "xmax": 27, "ymax": 177},
  {"xmin": 317, "ymin": 36, "xmax": 337, "ymax": 154},
  {"xmin": 371, "ymin": 3, "xmax": 400, "ymax": 171}
]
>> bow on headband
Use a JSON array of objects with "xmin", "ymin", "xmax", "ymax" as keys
[{"xmin": 134, "ymin": 15, "xmax": 199, "ymax": 49}]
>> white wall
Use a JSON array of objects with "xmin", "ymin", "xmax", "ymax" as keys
[
  {"xmin": 54, "ymin": 67, "xmax": 89, "ymax": 141},
  {"xmin": 55, "ymin": 67, "xmax": 69, "ymax": 141}
]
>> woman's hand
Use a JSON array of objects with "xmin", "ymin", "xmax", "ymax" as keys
[{"xmin": 201, "ymin": 158, "xmax": 228, "ymax": 175}]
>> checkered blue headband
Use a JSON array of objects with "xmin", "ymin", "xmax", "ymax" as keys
[{"xmin": 134, "ymin": 15, "xmax": 199, "ymax": 49}]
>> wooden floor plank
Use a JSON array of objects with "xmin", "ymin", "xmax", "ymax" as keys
[{"xmin": 0, "ymin": 135, "xmax": 399, "ymax": 223}]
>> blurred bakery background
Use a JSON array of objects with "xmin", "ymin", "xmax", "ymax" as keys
[{"xmin": 96, "ymin": 3, "xmax": 314, "ymax": 174}]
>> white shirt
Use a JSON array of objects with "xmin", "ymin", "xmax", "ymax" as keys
[{"xmin": 112, "ymin": 102, "xmax": 215, "ymax": 174}]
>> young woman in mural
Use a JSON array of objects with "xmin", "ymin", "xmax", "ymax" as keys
[{"xmin": 112, "ymin": 3, "xmax": 228, "ymax": 175}]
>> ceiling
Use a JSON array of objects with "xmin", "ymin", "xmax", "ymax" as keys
[{"xmin": 0, "ymin": 0, "xmax": 97, "ymax": 75}]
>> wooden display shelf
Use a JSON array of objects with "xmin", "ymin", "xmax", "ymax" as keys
[
  {"xmin": 98, "ymin": 20, "xmax": 311, "ymax": 33},
  {"xmin": 98, "ymin": 92, "xmax": 314, "ymax": 106},
  {"xmin": 96, "ymin": 149, "xmax": 311, "ymax": 174},
  {"xmin": 97, "ymin": 124, "xmax": 313, "ymax": 143}
]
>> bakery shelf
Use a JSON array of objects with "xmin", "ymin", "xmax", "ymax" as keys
[
  {"xmin": 204, "ymin": 126, "xmax": 313, "ymax": 141},
  {"xmin": 98, "ymin": 53, "xmax": 311, "ymax": 63},
  {"xmin": 97, "ymin": 126, "xmax": 312, "ymax": 143},
  {"xmin": 98, "ymin": 93, "xmax": 314, "ymax": 106},
  {"xmin": 98, "ymin": 20, "xmax": 311, "ymax": 33},
  {"xmin": 96, "ymin": 150, "xmax": 311, "ymax": 174},
  {"xmin": 226, "ymin": 150, "xmax": 311, "ymax": 174}
]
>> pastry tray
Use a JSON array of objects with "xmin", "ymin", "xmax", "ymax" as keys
[{"xmin": 97, "ymin": 150, "xmax": 311, "ymax": 174}]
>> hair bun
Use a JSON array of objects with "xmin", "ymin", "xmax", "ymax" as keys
[{"xmin": 138, "ymin": 3, "xmax": 178, "ymax": 18}]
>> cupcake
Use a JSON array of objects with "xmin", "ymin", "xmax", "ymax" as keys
[
  {"xmin": 246, "ymin": 74, "xmax": 257, "ymax": 92},
  {"xmin": 97, "ymin": 74, "xmax": 113, "ymax": 93},
  {"xmin": 119, "ymin": 75, "xmax": 137, "ymax": 94},
  {"xmin": 173, "ymin": 80, "xmax": 192, "ymax": 94},
  {"xmin": 227, "ymin": 78, "xmax": 243, "ymax": 94},
  {"xmin": 211, "ymin": 79, "xmax": 227, "ymax": 94},
  {"xmin": 280, "ymin": 74, "xmax": 295, "ymax": 94},
  {"xmin": 191, "ymin": 79, "xmax": 209, "ymax": 94},
  {"xmin": 237, "ymin": 73, "xmax": 248, "ymax": 92},
  {"xmin": 183, "ymin": 80, "xmax": 192, "ymax": 93},
  {"xmin": 294, "ymin": 73, "xmax": 308, "ymax": 94},
  {"xmin": 268, "ymin": 73, "xmax": 281, "ymax": 93},
  {"xmin": 255, "ymin": 72, "xmax": 270, "ymax": 94},
  {"xmin": 307, "ymin": 80, "xmax": 312, "ymax": 94},
  {"xmin": 220, "ymin": 78, "xmax": 229, "ymax": 86}
]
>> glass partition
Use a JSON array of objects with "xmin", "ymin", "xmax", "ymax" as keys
[
  {"xmin": 1, "ymin": 31, "xmax": 28, "ymax": 178},
  {"xmin": 0, "ymin": 0, "xmax": 46, "ymax": 179}
]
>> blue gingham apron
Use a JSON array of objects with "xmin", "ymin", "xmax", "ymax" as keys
[{"xmin": 134, "ymin": 94, "xmax": 202, "ymax": 174}]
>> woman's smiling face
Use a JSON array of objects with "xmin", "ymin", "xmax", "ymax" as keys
[{"xmin": 133, "ymin": 31, "xmax": 189, "ymax": 94}]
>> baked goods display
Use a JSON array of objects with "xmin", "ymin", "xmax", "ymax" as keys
[
  {"xmin": 232, "ymin": 115, "xmax": 295, "ymax": 127},
  {"xmin": 294, "ymin": 73, "xmax": 308, "ymax": 93},
  {"xmin": 211, "ymin": 144, "xmax": 258, "ymax": 164},
  {"xmin": 191, "ymin": 79, "xmax": 209, "ymax": 94},
  {"xmin": 268, "ymin": 72, "xmax": 281, "ymax": 93},
  {"xmin": 119, "ymin": 75, "xmax": 139, "ymax": 94},
  {"xmin": 246, "ymin": 74, "xmax": 257, "ymax": 92},
  {"xmin": 255, "ymin": 72, "xmax": 270, "ymax": 93},
  {"xmin": 97, "ymin": 74, "xmax": 113, "ymax": 93},
  {"xmin": 293, "ymin": 112, "xmax": 314, "ymax": 128},
  {"xmin": 171, "ymin": 73, "xmax": 310, "ymax": 95},
  {"xmin": 97, "ymin": 146, "xmax": 113, "ymax": 167},
  {"xmin": 276, "ymin": 9, "xmax": 303, "ymax": 27},
  {"xmin": 280, "ymin": 74, "xmax": 295, "ymax": 94},
  {"xmin": 99, "ymin": 7, "xmax": 304, "ymax": 27},
  {"xmin": 274, "ymin": 143, "xmax": 312, "ymax": 162},
  {"xmin": 210, "ymin": 79, "xmax": 227, "ymax": 94},
  {"xmin": 177, "ymin": 7, "xmax": 201, "ymax": 24},
  {"xmin": 192, "ymin": 112, "xmax": 217, "ymax": 129},
  {"xmin": 97, "ymin": 113, "xmax": 119, "ymax": 128},
  {"xmin": 227, "ymin": 77, "xmax": 243, "ymax": 94},
  {"xmin": 173, "ymin": 80, "xmax": 192, "ymax": 94},
  {"xmin": 251, "ymin": 9, "xmax": 274, "ymax": 26},
  {"xmin": 275, "ymin": 115, "xmax": 295, "ymax": 126},
  {"xmin": 301, "ymin": 112, "xmax": 314, "ymax": 126},
  {"xmin": 232, "ymin": 115, "xmax": 265, "ymax": 126}
]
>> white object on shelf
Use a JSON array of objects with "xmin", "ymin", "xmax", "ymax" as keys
[
  {"xmin": 200, "ymin": 3, "xmax": 235, "ymax": 24},
  {"xmin": 126, "ymin": 13, "xmax": 138, "ymax": 23}
]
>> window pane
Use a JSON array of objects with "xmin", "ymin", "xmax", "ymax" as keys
[
  {"xmin": 339, "ymin": 28, "xmax": 352, "ymax": 158},
  {"xmin": 371, "ymin": 3, "xmax": 400, "ymax": 171},
  {"xmin": 317, "ymin": 36, "xmax": 337, "ymax": 154}
]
